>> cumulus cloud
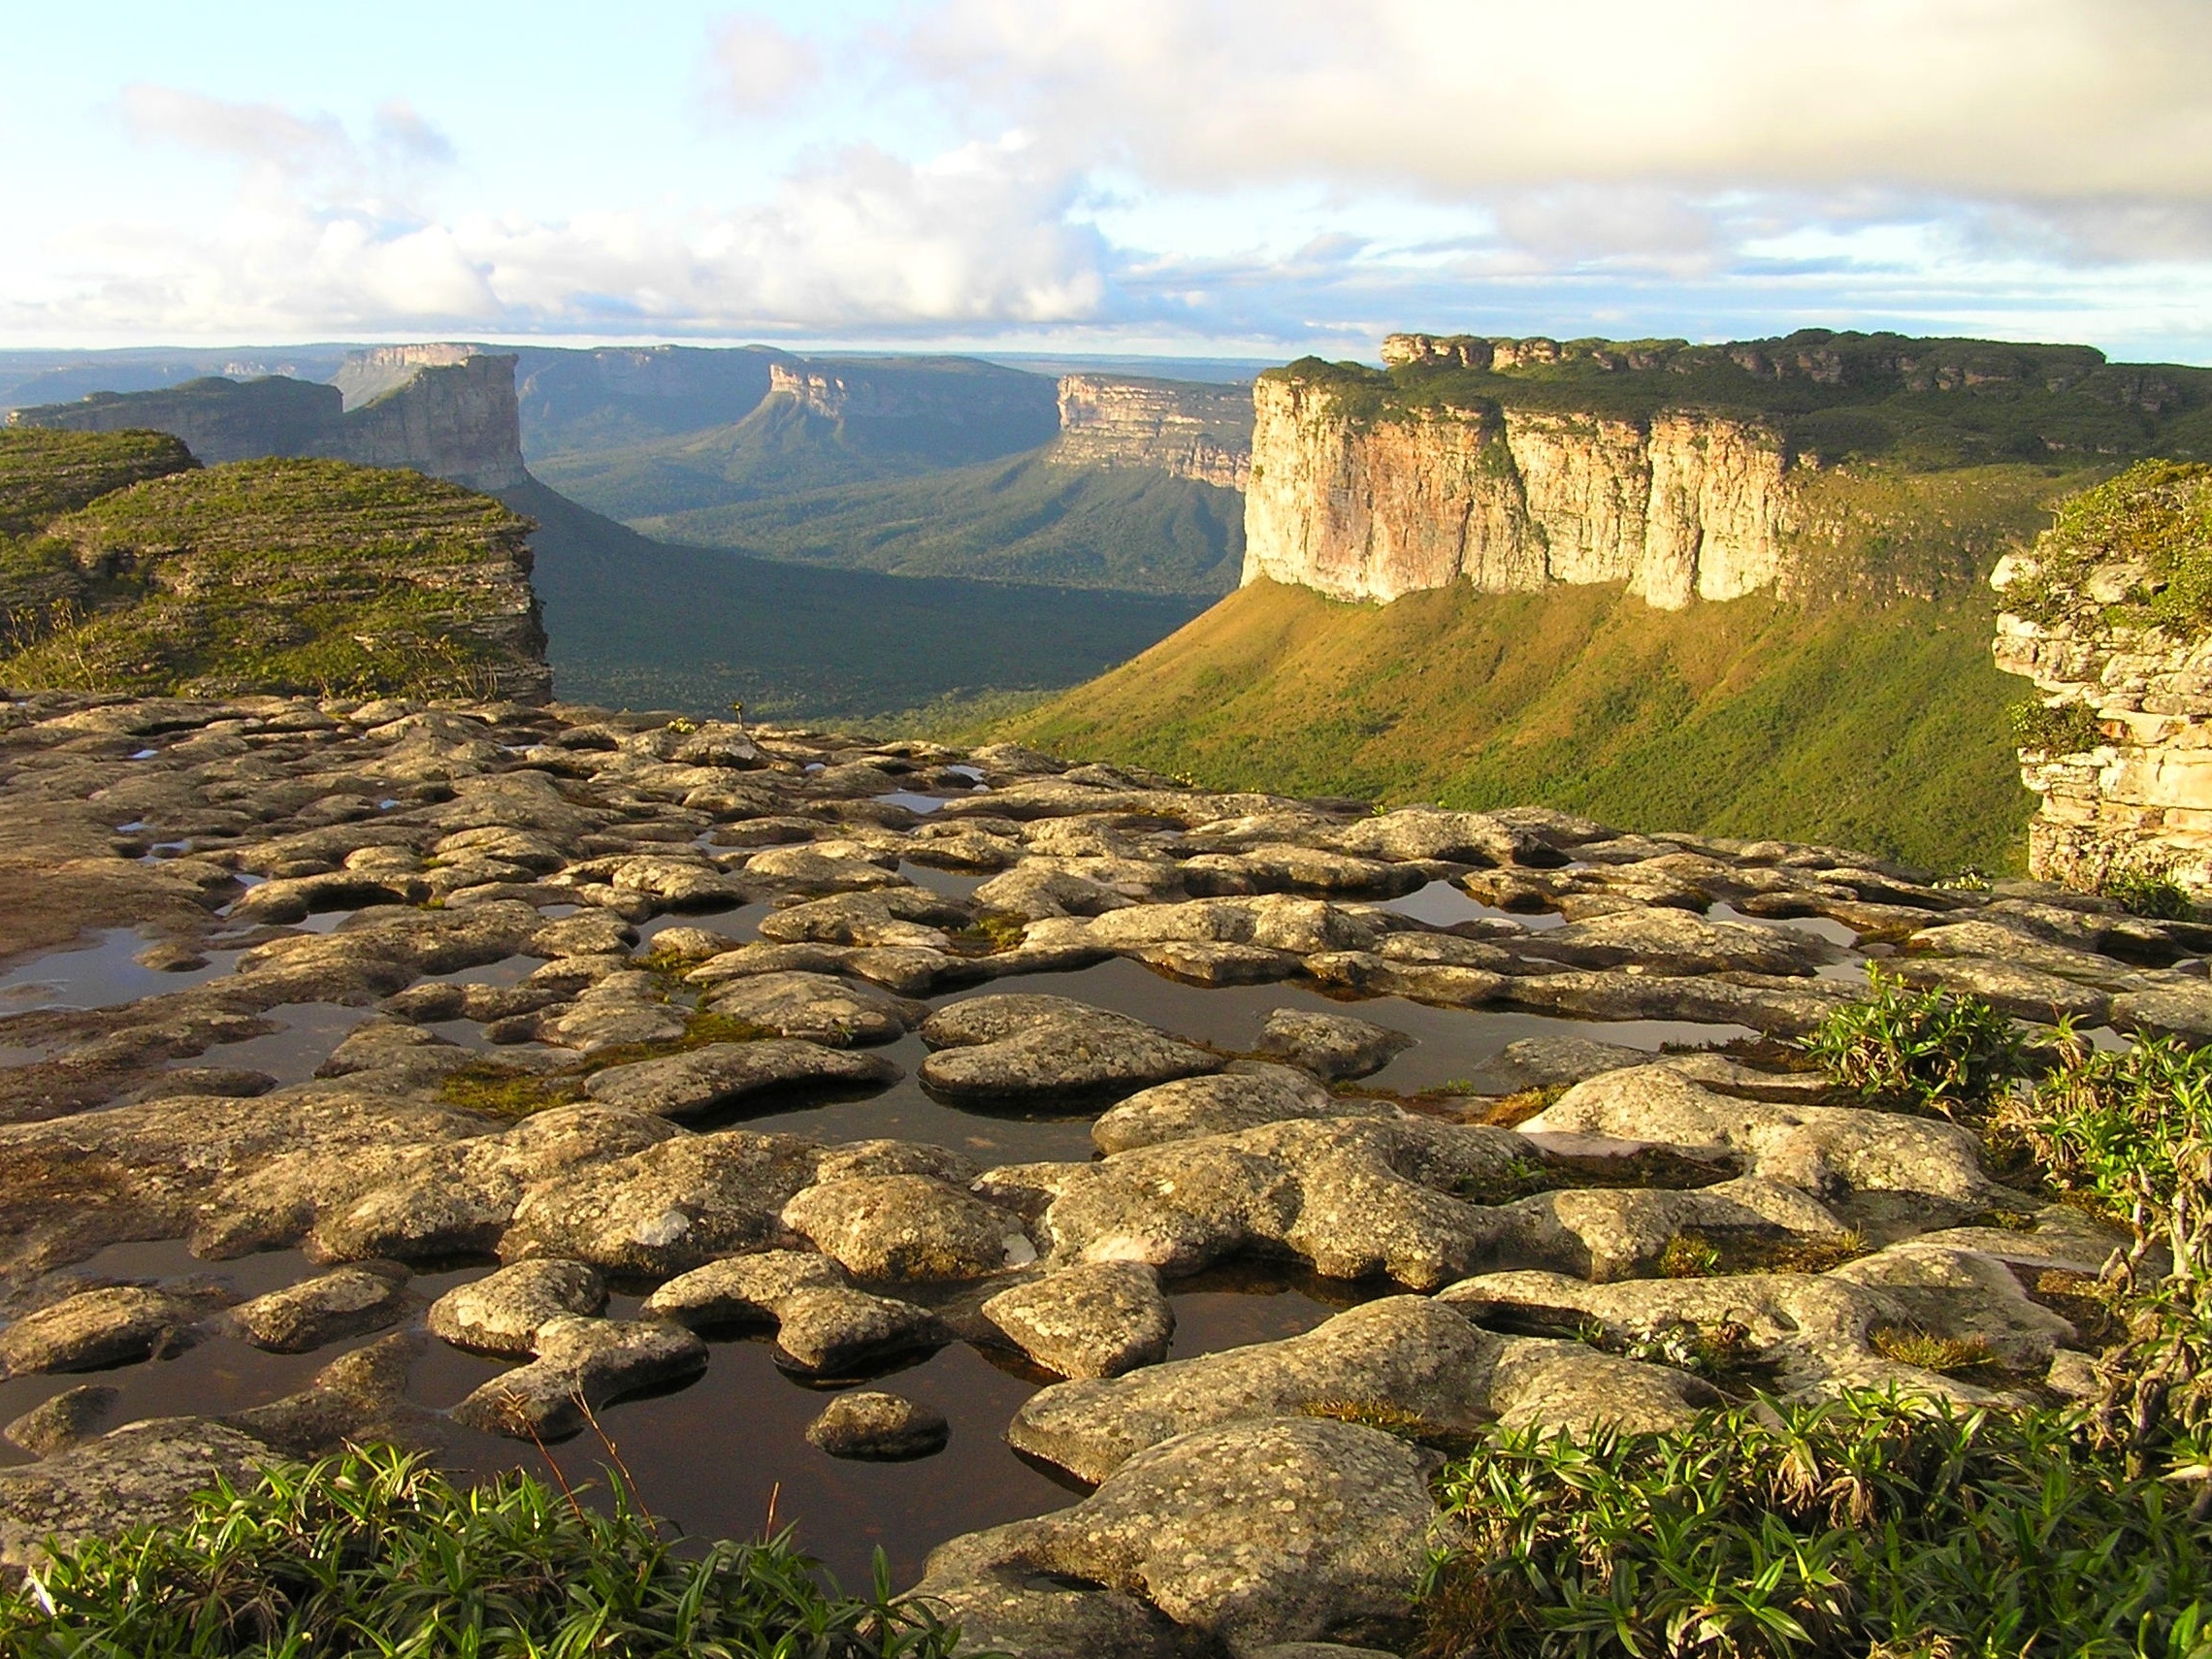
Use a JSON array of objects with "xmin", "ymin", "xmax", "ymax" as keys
[
  {"xmin": 120, "ymin": 84, "xmax": 352, "ymax": 179},
  {"xmin": 711, "ymin": 15, "xmax": 823, "ymax": 118},
  {"xmin": 900, "ymin": 0, "xmax": 2212, "ymax": 204},
  {"xmin": 24, "ymin": 100, "xmax": 1112, "ymax": 340},
  {"xmin": 23, "ymin": 7, "xmax": 2212, "ymax": 354}
]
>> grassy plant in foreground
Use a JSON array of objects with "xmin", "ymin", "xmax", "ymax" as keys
[
  {"xmin": 1800, "ymin": 965, "xmax": 2021, "ymax": 1116},
  {"xmin": 0, "ymin": 1447, "xmax": 969, "ymax": 1658},
  {"xmin": 1419, "ymin": 1392, "xmax": 2212, "ymax": 1659}
]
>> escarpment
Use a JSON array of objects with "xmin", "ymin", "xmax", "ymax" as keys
[
  {"xmin": 9, "ymin": 346, "xmax": 528, "ymax": 494},
  {"xmin": 1244, "ymin": 376, "xmax": 1791, "ymax": 607},
  {"xmin": 1049, "ymin": 374, "xmax": 1252, "ymax": 489},
  {"xmin": 1248, "ymin": 329, "xmax": 2212, "ymax": 611}
]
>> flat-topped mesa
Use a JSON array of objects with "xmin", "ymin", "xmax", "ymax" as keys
[
  {"xmin": 1243, "ymin": 362, "xmax": 1792, "ymax": 609},
  {"xmin": 327, "ymin": 347, "xmax": 527, "ymax": 492},
  {"xmin": 8, "ymin": 345, "xmax": 528, "ymax": 495},
  {"xmin": 1993, "ymin": 461, "xmax": 2212, "ymax": 894},
  {"xmin": 1049, "ymin": 374, "xmax": 1253, "ymax": 490},
  {"xmin": 762, "ymin": 360, "xmax": 1058, "ymax": 433}
]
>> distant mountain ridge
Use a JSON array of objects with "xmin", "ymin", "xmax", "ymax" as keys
[{"xmin": 7, "ymin": 348, "xmax": 527, "ymax": 492}]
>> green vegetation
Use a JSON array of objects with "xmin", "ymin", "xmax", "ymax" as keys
[
  {"xmin": 2003, "ymin": 1032, "xmax": 2212, "ymax": 1218},
  {"xmin": 0, "ymin": 428, "xmax": 196, "ymax": 535},
  {"xmin": 2005, "ymin": 461, "xmax": 2212, "ymax": 635},
  {"xmin": 992, "ymin": 574, "xmax": 2036, "ymax": 874},
  {"xmin": 509, "ymin": 478, "xmax": 1203, "ymax": 722},
  {"xmin": 0, "ymin": 448, "xmax": 543, "ymax": 700},
  {"xmin": 1293, "ymin": 330, "xmax": 2212, "ymax": 471},
  {"xmin": 633, "ymin": 450, "xmax": 1245, "ymax": 596},
  {"xmin": 2009, "ymin": 698, "xmax": 2104, "ymax": 757},
  {"xmin": 1417, "ymin": 1393, "xmax": 2212, "ymax": 1659},
  {"xmin": 1799, "ymin": 965, "xmax": 2023, "ymax": 1115},
  {"xmin": 0, "ymin": 1447, "xmax": 966, "ymax": 1658}
]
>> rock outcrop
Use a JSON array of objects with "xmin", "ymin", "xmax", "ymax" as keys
[
  {"xmin": 763, "ymin": 359, "xmax": 1057, "ymax": 439},
  {"xmin": 11, "ymin": 347, "xmax": 528, "ymax": 493},
  {"xmin": 1242, "ymin": 369, "xmax": 1792, "ymax": 608},
  {"xmin": 1993, "ymin": 462, "xmax": 2212, "ymax": 893},
  {"xmin": 1050, "ymin": 374, "xmax": 1252, "ymax": 489}
]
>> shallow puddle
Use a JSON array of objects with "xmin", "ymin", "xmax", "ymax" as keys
[
  {"xmin": 1380, "ymin": 878, "xmax": 1565, "ymax": 931},
  {"xmin": 0, "ymin": 927, "xmax": 240, "ymax": 1013}
]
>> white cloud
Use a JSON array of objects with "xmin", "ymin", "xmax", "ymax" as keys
[
  {"xmin": 711, "ymin": 15, "xmax": 824, "ymax": 118},
  {"xmin": 120, "ymin": 84, "xmax": 351, "ymax": 179},
  {"xmin": 900, "ymin": 0, "xmax": 2212, "ymax": 205}
]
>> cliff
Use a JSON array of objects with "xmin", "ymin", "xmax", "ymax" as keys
[
  {"xmin": 327, "ymin": 349, "xmax": 528, "ymax": 491},
  {"xmin": 763, "ymin": 357, "xmax": 1058, "ymax": 438},
  {"xmin": 1250, "ymin": 331, "xmax": 2212, "ymax": 610},
  {"xmin": 1243, "ymin": 375, "xmax": 1789, "ymax": 607},
  {"xmin": 1048, "ymin": 374, "xmax": 1252, "ymax": 489},
  {"xmin": 0, "ymin": 429, "xmax": 547, "ymax": 702},
  {"xmin": 9, "ymin": 347, "xmax": 528, "ymax": 493},
  {"xmin": 1993, "ymin": 461, "xmax": 2212, "ymax": 893}
]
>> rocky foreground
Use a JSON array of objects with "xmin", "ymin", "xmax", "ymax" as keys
[{"xmin": 0, "ymin": 692, "xmax": 2196, "ymax": 1654}]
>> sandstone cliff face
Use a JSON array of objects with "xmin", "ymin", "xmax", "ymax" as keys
[
  {"xmin": 1992, "ymin": 470, "xmax": 2212, "ymax": 892},
  {"xmin": 1241, "ymin": 374, "xmax": 1791, "ymax": 607},
  {"xmin": 1048, "ymin": 374, "xmax": 1252, "ymax": 489},
  {"xmin": 320, "ymin": 351, "xmax": 527, "ymax": 492},
  {"xmin": 11, "ymin": 347, "xmax": 529, "ymax": 494},
  {"xmin": 764, "ymin": 361, "xmax": 1057, "ymax": 436}
]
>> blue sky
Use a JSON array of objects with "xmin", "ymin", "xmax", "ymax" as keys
[{"xmin": 6, "ymin": 1, "xmax": 2212, "ymax": 362}]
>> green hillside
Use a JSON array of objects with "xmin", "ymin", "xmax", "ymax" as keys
[
  {"xmin": 992, "ymin": 571, "xmax": 2038, "ymax": 874},
  {"xmin": 632, "ymin": 449, "xmax": 1245, "ymax": 595},
  {"xmin": 503, "ymin": 477, "xmax": 1205, "ymax": 721}
]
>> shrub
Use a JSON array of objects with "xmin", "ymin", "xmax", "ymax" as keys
[
  {"xmin": 1801, "ymin": 966, "xmax": 2022, "ymax": 1116},
  {"xmin": 2008, "ymin": 699, "xmax": 2104, "ymax": 757},
  {"xmin": 2004, "ymin": 1032, "xmax": 2212, "ymax": 1218},
  {"xmin": 0, "ymin": 1447, "xmax": 968, "ymax": 1658},
  {"xmin": 2086, "ymin": 847, "xmax": 2196, "ymax": 921},
  {"xmin": 1418, "ymin": 1392, "xmax": 2212, "ymax": 1659}
]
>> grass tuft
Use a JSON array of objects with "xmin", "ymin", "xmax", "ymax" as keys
[{"xmin": 0, "ymin": 1446, "xmax": 966, "ymax": 1658}]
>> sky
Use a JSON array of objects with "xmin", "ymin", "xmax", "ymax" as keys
[{"xmin": 5, "ymin": 0, "xmax": 2212, "ymax": 363}]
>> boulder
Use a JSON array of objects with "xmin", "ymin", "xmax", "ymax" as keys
[
  {"xmin": 702, "ymin": 972, "xmax": 924, "ymax": 1046},
  {"xmin": 772, "ymin": 1285, "xmax": 948, "ymax": 1375},
  {"xmin": 1520, "ymin": 1065, "xmax": 1995, "ymax": 1216},
  {"xmin": 0, "ymin": 1418, "xmax": 275, "ymax": 1575},
  {"xmin": 582, "ymin": 1041, "xmax": 899, "ymax": 1120},
  {"xmin": 3, "ymin": 1383, "xmax": 119, "ymax": 1456},
  {"xmin": 783, "ymin": 1175, "xmax": 1030, "ymax": 1281},
  {"xmin": 1038, "ymin": 1116, "xmax": 1527, "ymax": 1288},
  {"xmin": 427, "ymin": 1259, "xmax": 607, "ymax": 1356},
  {"xmin": 450, "ymin": 1316, "xmax": 706, "ymax": 1440},
  {"xmin": 920, "ymin": 994, "xmax": 1221, "ymax": 1105},
  {"xmin": 805, "ymin": 1390, "xmax": 949, "ymax": 1459},
  {"xmin": 0, "ymin": 1283, "xmax": 233, "ymax": 1378},
  {"xmin": 1253, "ymin": 1008, "xmax": 1412, "ymax": 1081},
  {"xmin": 1008, "ymin": 1296, "xmax": 1496, "ymax": 1484},
  {"xmin": 1091, "ymin": 1066, "xmax": 1391, "ymax": 1155},
  {"xmin": 981, "ymin": 1261, "xmax": 1175, "ymax": 1379},
  {"xmin": 223, "ymin": 1263, "xmax": 413, "ymax": 1353},
  {"xmin": 925, "ymin": 1418, "xmax": 1440, "ymax": 1654}
]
